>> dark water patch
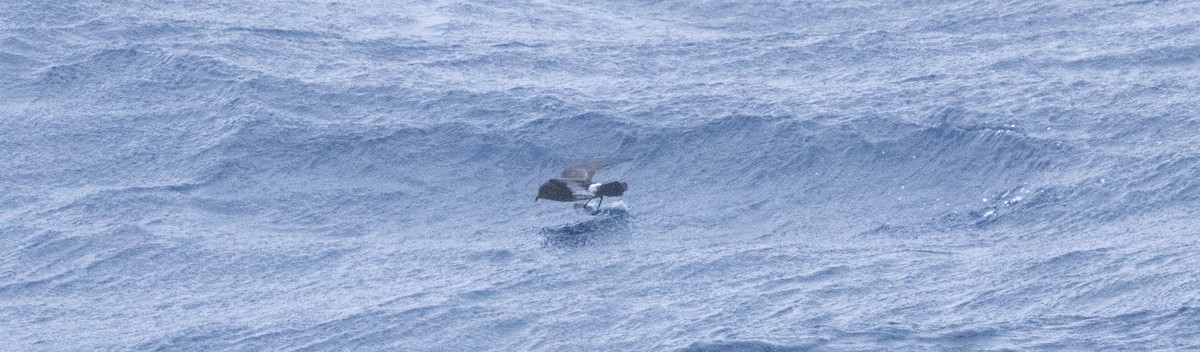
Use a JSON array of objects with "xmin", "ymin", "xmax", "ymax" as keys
[
  {"xmin": 224, "ymin": 26, "xmax": 337, "ymax": 40},
  {"xmin": 898, "ymin": 74, "xmax": 941, "ymax": 83},
  {"xmin": 932, "ymin": 325, "xmax": 1002, "ymax": 347},
  {"xmin": 492, "ymin": 41, "xmax": 547, "ymax": 49},
  {"xmin": 466, "ymin": 249, "xmax": 515, "ymax": 264},
  {"xmin": 540, "ymin": 207, "xmax": 633, "ymax": 248}
]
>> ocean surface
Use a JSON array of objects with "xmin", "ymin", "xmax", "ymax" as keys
[{"xmin": 3, "ymin": 0, "xmax": 1200, "ymax": 350}]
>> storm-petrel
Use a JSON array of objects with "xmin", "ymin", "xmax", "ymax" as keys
[{"xmin": 536, "ymin": 159, "xmax": 629, "ymax": 210}]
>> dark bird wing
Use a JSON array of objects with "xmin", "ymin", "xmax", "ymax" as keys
[{"xmin": 560, "ymin": 158, "xmax": 631, "ymax": 183}]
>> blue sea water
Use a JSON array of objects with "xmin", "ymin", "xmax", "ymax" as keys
[{"xmin": 3, "ymin": 0, "xmax": 1200, "ymax": 350}]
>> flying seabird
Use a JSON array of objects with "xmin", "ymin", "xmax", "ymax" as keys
[{"xmin": 536, "ymin": 159, "xmax": 630, "ymax": 210}]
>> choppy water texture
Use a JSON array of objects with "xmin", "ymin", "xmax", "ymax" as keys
[{"xmin": 3, "ymin": 1, "xmax": 1200, "ymax": 350}]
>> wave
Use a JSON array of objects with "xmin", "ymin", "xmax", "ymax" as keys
[
  {"xmin": 540, "ymin": 205, "xmax": 633, "ymax": 248},
  {"xmin": 677, "ymin": 340, "xmax": 813, "ymax": 352},
  {"xmin": 676, "ymin": 305, "xmax": 1200, "ymax": 351},
  {"xmin": 13, "ymin": 102, "xmax": 1183, "ymax": 238},
  {"xmin": 6, "ymin": 1, "xmax": 1200, "ymax": 349}
]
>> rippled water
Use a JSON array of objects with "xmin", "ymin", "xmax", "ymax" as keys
[{"xmin": 3, "ymin": 0, "xmax": 1200, "ymax": 350}]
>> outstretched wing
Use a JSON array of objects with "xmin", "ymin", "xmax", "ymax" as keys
[
  {"xmin": 560, "ymin": 158, "xmax": 631, "ymax": 182},
  {"xmin": 562, "ymin": 180, "xmax": 594, "ymax": 200}
]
